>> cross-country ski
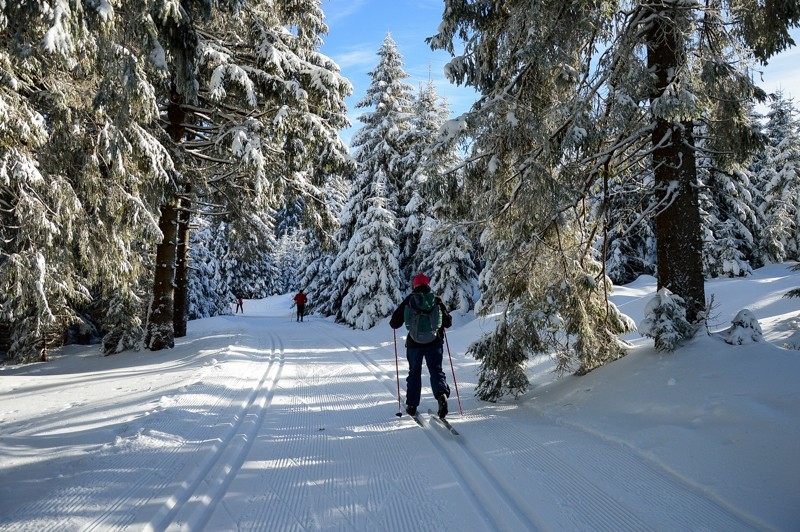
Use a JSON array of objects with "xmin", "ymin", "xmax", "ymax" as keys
[{"xmin": 428, "ymin": 409, "xmax": 459, "ymax": 436}]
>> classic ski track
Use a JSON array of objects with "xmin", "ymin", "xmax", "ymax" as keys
[
  {"xmin": 520, "ymin": 414, "xmax": 764, "ymax": 530},
  {"xmin": 151, "ymin": 332, "xmax": 286, "ymax": 531},
  {"xmin": 468, "ymin": 414, "xmax": 761, "ymax": 531},
  {"xmin": 333, "ymin": 325, "xmax": 760, "ymax": 531},
  {"xmin": 462, "ymin": 414, "xmax": 654, "ymax": 532},
  {"xmin": 328, "ymin": 329, "xmax": 533, "ymax": 532},
  {"xmin": 1, "ymin": 341, "xmax": 259, "ymax": 532},
  {"xmin": 82, "ymin": 333, "xmax": 281, "ymax": 532},
  {"xmin": 231, "ymin": 324, "xmax": 450, "ymax": 531}
]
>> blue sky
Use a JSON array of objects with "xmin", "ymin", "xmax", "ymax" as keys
[
  {"xmin": 319, "ymin": 1, "xmax": 800, "ymax": 146},
  {"xmin": 320, "ymin": 0, "xmax": 476, "ymax": 144}
]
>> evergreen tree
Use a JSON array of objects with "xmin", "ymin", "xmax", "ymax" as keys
[
  {"xmin": 1, "ymin": 1, "xmax": 177, "ymax": 361},
  {"xmin": 428, "ymin": 1, "xmax": 799, "ymax": 396},
  {"xmin": 399, "ymin": 80, "xmax": 455, "ymax": 281},
  {"xmin": 225, "ymin": 213, "xmax": 280, "ymax": 299},
  {"xmin": 275, "ymin": 232, "xmax": 304, "ymax": 295},
  {"xmin": 327, "ymin": 34, "xmax": 414, "ymax": 319},
  {"xmin": 187, "ymin": 215, "xmax": 231, "ymax": 320},
  {"xmin": 298, "ymin": 230, "xmax": 331, "ymax": 313},
  {"xmin": 339, "ymin": 174, "xmax": 404, "ymax": 329},
  {"xmin": 595, "ymin": 174, "xmax": 657, "ymax": 285},
  {"xmin": 300, "ymin": 170, "xmax": 352, "ymax": 316},
  {"xmin": 417, "ymin": 219, "xmax": 476, "ymax": 315},
  {"xmin": 146, "ymin": 0, "xmax": 352, "ymax": 350},
  {"xmin": 0, "ymin": 1, "xmax": 354, "ymax": 361},
  {"xmin": 699, "ymin": 163, "xmax": 760, "ymax": 278},
  {"xmin": 756, "ymin": 92, "xmax": 800, "ymax": 263}
]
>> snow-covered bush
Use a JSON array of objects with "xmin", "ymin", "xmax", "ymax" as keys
[
  {"xmin": 783, "ymin": 331, "xmax": 800, "ymax": 350},
  {"xmin": 638, "ymin": 288, "xmax": 694, "ymax": 352},
  {"xmin": 784, "ymin": 263, "xmax": 800, "ymax": 300},
  {"xmin": 721, "ymin": 309, "xmax": 764, "ymax": 345}
]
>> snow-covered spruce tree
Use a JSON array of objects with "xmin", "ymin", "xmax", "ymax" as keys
[
  {"xmin": 326, "ymin": 34, "xmax": 414, "ymax": 318},
  {"xmin": 275, "ymin": 190, "xmax": 305, "ymax": 239},
  {"xmin": 698, "ymin": 156, "xmax": 761, "ymax": 278},
  {"xmin": 1, "ymin": 1, "xmax": 177, "ymax": 361},
  {"xmin": 721, "ymin": 308, "xmax": 764, "ymax": 345},
  {"xmin": 224, "ymin": 213, "xmax": 281, "ymax": 299},
  {"xmin": 638, "ymin": 288, "xmax": 694, "ymax": 352},
  {"xmin": 275, "ymin": 232, "xmax": 303, "ymax": 295},
  {"xmin": 297, "ymin": 229, "xmax": 330, "ymax": 313},
  {"xmin": 417, "ymin": 218, "xmax": 476, "ymax": 315},
  {"xmin": 428, "ymin": 2, "xmax": 798, "ymax": 394},
  {"xmin": 299, "ymin": 169, "xmax": 352, "ymax": 316},
  {"xmin": 399, "ymin": 80, "xmax": 456, "ymax": 281},
  {"xmin": 428, "ymin": 2, "xmax": 639, "ymax": 392},
  {"xmin": 594, "ymin": 173, "xmax": 657, "ymax": 285},
  {"xmin": 339, "ymin": 174, "xmax": 404, "ymax": 330},
  {"xmin": 755, "ymin": 92, "xmax": 800, "ymax": 264},
  {"xmin": 144, "ymin": 0, "xmax": 352, "ymax": 350},
  {"xmin": 187, "ymin": 214, "xmax": 231, "ymax": 320}
]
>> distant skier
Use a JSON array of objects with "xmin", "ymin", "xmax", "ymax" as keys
[
  {"xmin": 293, "ymin": 289, "xmax": 308, "ymax": 322},
  {"xmin": 235, "ymin": 293, "xmax": 244, "ymax": 314},
  {"xmin": 390, "ymin": 273, "xmax": 453, "ymax": 419}
]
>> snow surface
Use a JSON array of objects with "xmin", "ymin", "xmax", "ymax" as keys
[{"xmin": 1, "ymin": 264, "xmax": 799, "ymax": 531}]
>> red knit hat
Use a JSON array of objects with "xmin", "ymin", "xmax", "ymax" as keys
[{"xmin": 412, "ymin": 273, "xmax": 430, "ymax": 289}]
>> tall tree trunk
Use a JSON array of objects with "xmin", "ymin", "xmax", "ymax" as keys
[
  {"xmin": 148, "ymin": 83, "xmax": 193, "ymax": 347},
  {"xmin": 173, "ymin": 184, "xmax": 192, "ymax": 338},
  {"xmin": 646, "ymin": 3, "xmax": 706, "ymax": 322},
  {"xmin": 145, "ymin": 202, "xmax": 178, "ymax": 350}
]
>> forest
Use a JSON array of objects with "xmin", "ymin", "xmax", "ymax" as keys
[{"xmin": 1, "ymin": 1, "xmax": 799, "ymax": 401}]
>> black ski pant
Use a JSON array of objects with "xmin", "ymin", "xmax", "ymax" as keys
[{"xmin": 405, "ymin": 343, "xmax": 449, "ymax": 408}]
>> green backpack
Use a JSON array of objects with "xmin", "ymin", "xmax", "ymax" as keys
[{"xmin": 404, "ymin": 292, "xmax": 443, "ymax": 343}]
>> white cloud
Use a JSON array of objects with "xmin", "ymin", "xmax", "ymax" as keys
[
  {"xmin": 332, "ymin": 46, "xmax": 377, "ymax": 70},
  {"xmin": 322, "ymin": 0, "xmax": 369, "ymax": 26}
]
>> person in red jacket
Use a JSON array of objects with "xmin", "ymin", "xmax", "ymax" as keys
[{"xmin": 293, "ymin": 290, "xmax": 308, "ymax": 322}]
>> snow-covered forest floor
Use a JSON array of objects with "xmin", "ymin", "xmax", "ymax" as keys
[{"xmin": 1, "ymin": 264, "xmax": 799, "ymax": 531}]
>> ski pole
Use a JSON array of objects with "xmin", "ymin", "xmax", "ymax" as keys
[
  {"xmin": 444, "ymin": 331, "xmax": 463, "ymax": 416},
  {"xmin": 393, "ymin": 329, "xmax": 402, "ymax": 417}
]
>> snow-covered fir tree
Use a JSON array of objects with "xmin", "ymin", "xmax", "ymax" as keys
[
  {"xmin": 275, "ymin": 232, "xmax": 304, "ymax": 295},
  {"xmin": 756, "ymin": 92, "xmax": 800, "ymax": 264},
  {"xmin": 1, "ymin": 1, "xmax": 176, "ymax": 361},
  {"xmin": 0, "ymin": 1, "xmax": 352, "ymax": 361},
  {"xmin": 698, "ymin": 162, "xmax": 761, "ymax": 278},
  {"xmin": 224, "ymin": 214, "xmax": 281, "ymax": 299},
  {"xmin": 428, "ymin": 0, "xmax": 798, "ymax": 396},
  {"xmin": 338, "ymin": 174, "xmax": 404, "ymax": 330},
  {"xmin": 187, "ymin": 215, "xmax": 232, "ymax": 320},
  {"xmin": 400, "ymin": 80, "xmax": 459, "ymax": 282},
  {"xmin": 297, "ymin": 230, "xmax": 331, "ymax": 313},
  {"xmin": 145, "ymin": 0, "xmax": 352, "ymax": 350},
  {"xmin": 299, "ymin": 170, "xmax": 353, "ymax": 316},
  {"xmin": 594, "ymin": 174, "xmax": 657, "ymax": 285},
  {"xmin": 326, "ymin": 34, "xmax": 414, "ymax": 319},
  {"xmin": 417, "ymin": 219, "xmax": 476, "ymax": 315},
  {"xmin": 638, "ymin": 288, "xmax": 694, "ymax": 352}
]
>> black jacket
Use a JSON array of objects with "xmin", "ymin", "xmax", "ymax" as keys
[{"xmin": 390, "ymin": 286, "xmax": 453, "ymax": 347}]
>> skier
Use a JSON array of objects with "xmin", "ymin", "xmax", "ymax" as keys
[
  {"xmin": 293, "ymin": 289, "xmax": 308, "ymax": 322},
  {"xmin": 235, "ymin": 293, "xmax": 244, "ymax": 314},
  {"xmin": 390, "ymin": 273, "xmax": 453, "ymax": 418}
]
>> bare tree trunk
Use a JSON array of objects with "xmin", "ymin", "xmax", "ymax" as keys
[
  {"xmin": 646, "ymin": 3, "xmax": 706, "ymax": 322},
  {"xmin": 173, "ymin": 185, "xmax": 191, "ymax": 338},
  {"xmin": 145, "ymin": 202, "xmax": 178, "ymax": 350},
  {"xmin": 148, "ymin": 83, "xmax": 192, "ymax": 347}
]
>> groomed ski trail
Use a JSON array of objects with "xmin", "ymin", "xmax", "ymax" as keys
[{"xmin": 0, "ymin": 307, "xmax": 771, "ymax": 531}]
